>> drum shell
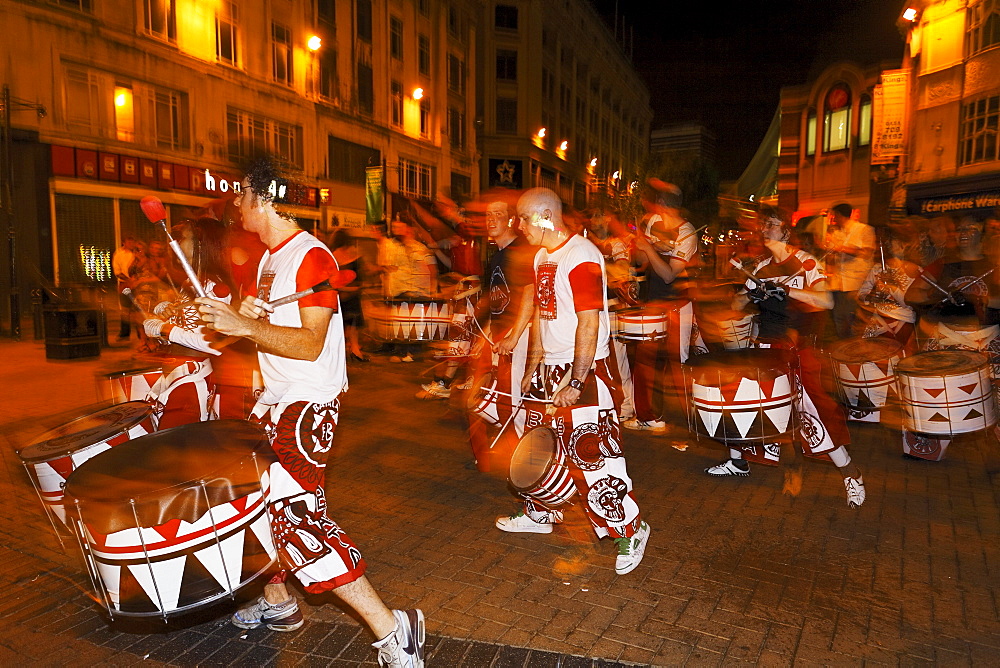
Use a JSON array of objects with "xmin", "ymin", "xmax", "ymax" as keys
[
  {"xmin": 102, "ymin": 364, "xmax": 162, "ymax": 404},
  {"xmin": 508, "ymin": 427, "xmax": 576, "ymax": 509},
  {"xmin": 829, "ymin": 337, "xmax": 902, "ymax": 422},
  {"xmin": 379, "ymin": 299, "xmax": 452, "ymax": 341},
  {"xmin": 18, "ymin": 402, "xmax": 155, "ymax": 527},
  {"xmin": 687, "ymin": 349, "xmax": 796, "ymax": 445},
  {"xmin": 63, "ymin": 420, "xmax": 279, "ymax": 619},
  {"xmin": 895, "ymin": 350, "xmax": 997, "ymax": 435},
  {"xmin": 614, "ymin": 307, "xmax": 669, "ymax": 342},
  {"xmin": 467, "ymin": 370, "xmax": 503, "ymax": 428}
]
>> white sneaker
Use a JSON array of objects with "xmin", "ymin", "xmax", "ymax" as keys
[
  {"xmin": 373, "ymin": 609, "xmax": 425, "ymax": 667},
  {"xmin": 495, "ymin": 510, "xmax": 554, "ymax": 533},
  {"xmin": 705, "ymin": 458, "xmax": 750, "ymax": 476},
  {"xmin": 614, "ymin": 521, "xmax": 651, "ymax": 575},
  {"xmin": 845, "ymin": 475, "xmax": 866, "ymax": 508},
  {"xmin": 622, "ymin": 418, "xmax": 667, "ymax": 433}
]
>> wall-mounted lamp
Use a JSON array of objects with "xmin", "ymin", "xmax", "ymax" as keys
[
  {"xmin": 559, "ymin": 140, "xmax": 568, "ymax": 151},
  {"xmin": 307, "ymin": 35, "xmax": 322, "ymax": 51},
  {"xmin": 902, "ymin": 7, "xmax": 917, "ymax": 21},
  {"xmin": 412, "ymin": 87, "xmax": 424, "ymax": 100},
  {"xmin": 589, "ymin": 157, "xmax": 598, "ymax": 168},
  {"xmin": 536, "ymin": 127, "xmax": 547, "ymax": 138}
]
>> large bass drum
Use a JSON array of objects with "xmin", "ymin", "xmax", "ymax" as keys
[{"xmin": 895, "ymin": 350, "xmax": 997, "ymax": 436}]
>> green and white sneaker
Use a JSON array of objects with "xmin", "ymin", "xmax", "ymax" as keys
[{"xmin": 614, "ymin": 521, "xmax": 650, "ymax": 575}]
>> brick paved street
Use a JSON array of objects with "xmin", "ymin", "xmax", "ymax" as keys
[{"xmin": 3, "ymin": 337, "xmax": 1000, "ymax": 666}]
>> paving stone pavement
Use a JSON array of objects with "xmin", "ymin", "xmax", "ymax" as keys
[{"xmin": 2, "ymin": 336, "xmax": 1000, "ymax": 666}]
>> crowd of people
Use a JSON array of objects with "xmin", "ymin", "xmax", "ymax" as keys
[{"xmin": 102, "ymin": 155, "xmax": 1000, "ymax": 665}]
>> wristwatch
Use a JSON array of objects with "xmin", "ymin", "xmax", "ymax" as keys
[{"xmin": 568, "ymin": 378, "xmax": 585, "ymax": 391}]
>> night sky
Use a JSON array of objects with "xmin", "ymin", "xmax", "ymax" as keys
[{"xmin": 593, "ymin": 1, "xmax": 907, "ymax": 180}]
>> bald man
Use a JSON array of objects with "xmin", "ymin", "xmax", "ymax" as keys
[{"xmin": 496, "ymin": 187, "xmax": 650, "ymax": 575}]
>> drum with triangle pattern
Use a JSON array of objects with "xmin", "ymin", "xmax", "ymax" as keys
[{"xmin": 895, "ymin": 349, "xmax": 997, "ymax": 436}]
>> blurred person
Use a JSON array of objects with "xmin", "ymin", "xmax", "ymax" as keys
[
  {"xmin": 382, "ymin": 216, "xmax": 437, "ymax": 363},
  {"xmin": 706, "ymin": 205, "xmax": 866, "ymax": 509},
  {"xmin": 625, "ymin": 180, "xmax": 703, "ymax": 433},
  {"xmin": 196, "ymin": 157, "xmax": 425, "ymax": 667},
  {"xmin": 141, "ymin": 218, "xmax": 237, "ymax": 428},
  {"xmin": 984, "ymin": 208, "xmax": 1000, "ymax": 267},
  {"xmin": 329, "ymin": 229, "xmax": 369, "ymax": 362},
  {"xmin": 495, "ymin": 187, "xmax": 650, "ymax": 576},
  {"xmin": 113, "ymin": 236, "xmax": 139, "ymax": 340},
  {"xmin": 856, "ymin": 225, "xmax": 918, "ymax": 351},
  {"xmin": 824, "ymin": 203, "xmax": 875, "ymax": 340}
]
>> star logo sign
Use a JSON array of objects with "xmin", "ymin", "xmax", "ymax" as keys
[{"xmin": 496, "ymin": 160, "xmax": 516, "ymax": 185}]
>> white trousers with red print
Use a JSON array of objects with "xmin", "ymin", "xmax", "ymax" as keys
[
  {"xmin": 520, "ymin": 359, "xmax": 641, "ymax": 540},
  {"xmin": 250, "ymin": 398, "xmax": 367, "ymax": 593}
]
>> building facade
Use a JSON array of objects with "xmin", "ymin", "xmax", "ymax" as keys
[
  {"xmin": 0, "ymin": 0, "xmax": 479, "ymax": 333},
  {"xmin": 897, "ymin": 0, "xmax": 1000, "ymax": 219},
  {"xmin": 476, "ymin": 0, "xmax": 651, "ymax": 210}
]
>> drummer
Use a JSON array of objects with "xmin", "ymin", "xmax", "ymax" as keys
[
  {"xmin": 197, "ymin": 157, "xmax": 425, "ymax": 667},
  {"xmin": 495, "ymin": 186, "xmax": 650, "ymax": 576},
  {"xmin": 705, "ymin": 205, "xmax": 866, "ymax": 509},
  {"xmin": 624, "ymin": 179, "xmax": 702, "ymax": 434},
  {"xmin": 855, "ymin": 223, "xmax": 919, "ymax": 352},
  {"xmin": 140, "ymin": 217, "xmax": 235, "ymax": 429}
]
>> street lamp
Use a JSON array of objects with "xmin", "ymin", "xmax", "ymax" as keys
[
  {"xmin": 307, "ymin": 35, "xmax": 322, "ymax": 51},
  {"xmin": 412, "ymin": 87, "xmax": 424, "ymax": 100}
]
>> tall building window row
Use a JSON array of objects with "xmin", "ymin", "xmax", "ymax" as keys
[
  {"xmin": 216, "ymin": 1, "xmax": 239, "ymax": 66},
  {"xmin": 419, "ymin": 99, "xmax": 430, "ymax": 138},
  {"xmin": 145, "ymin": 0, "xmax": 176, "ymax": 42},
  {"xmin": 961, "ymin": 94, "xmax": 1000, "ymax": 165},
  {"xmin": 448, "ymin": 107, "xmax": 465, "ymax": 149},
  {"xmin": 55, "ymin": 0, "xmax": 93, "ymax": 12},
  {"xmin": 316, "ymin": 49, "xmax": 338, "ymax": 101},
  {"xmin": 495, "ymin": 4, "xmax": 518, "ymax": 31},
  {"xmin": 357, "ymin": 0, "xmax": 372, "ymax": 43},
  {"xmin": 496, "ymin": 49, "xmax": 517, "ymax": 82},
  {"xmin": 398, "ymin": 158, "xmax": 434, "ymax": 199},
  {"xmin": 328, "ymin": 136, "xmax": 380, "ymax": 184},
  {"xmin": 448, "ymin": 54, "xmax": 466, "ymax": 95},
  {"xmin": 357, "ymin": 62, "xmax": 374, "ymax": 115},
  {"xmin": 419, "ymin": 35, "xmax": 430, "ymax": 76},
  {"xmin": 390, "ymin": 80, "xmax": 403, "ymax": 128},
  {"xmin": 496, "ymin": 97, "xmax": 517, "ymax": 134},
  {"xmin": 272, "ymin": 22, "xmax": 292, "ymax": 85},
  {"xmin": 390, "ymin": 16, "xmax": 403, "ymax": 60},
  {"xmin": 227, "ymin": 108, "xmax": 300, "ymax": 167},
  {"xmin": 967, "ymin": 0, "xmax": 1000, "ymax": 56}
]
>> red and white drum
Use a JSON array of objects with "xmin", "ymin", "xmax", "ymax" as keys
[
  {"xmin": 829, "ymin": 337, "xmax": 902, "ymax": 422},
  {"xmin": 432, "ymin": 299, "xmax": 476, "ymax": 359},
  {"xmin": 380, "ymin": 299, "xmax": 452, "ymax": 341},
  {"xmin": 895, "ymin": 350, "xmax": 997, "ymax": 435},
  {"xmin": 466, "ymin": 369, "xmax": 508, "ymax": 428},
  {"xmin": 18, "ymin": 402, "xmax": 155, "ymax": 528},
  {"xmin": 102, "ymin": 362, "xmax": 163, "ymax": 403},
  {"xmin": 508, "ymin": 427, "xmax": 577, "ymax": 509},
  {"xmin": 686, "ymin": 348, "xmax": 796, "ymax": 446},
  {"xmin": 718, "ymin": 313, "xmax": 758, "ymax": 350},
  {"xmin": 615, "ymin": 307, "xmax": 670, "ymax": 342},
  {"xmin": 64, "ymin": 420, "xmax": 278, "ymax": 620}
]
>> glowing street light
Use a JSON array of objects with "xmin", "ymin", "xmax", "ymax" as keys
[
  {"xmin": 902, "ymin": 7, "xmax": 917, "ymax": 21},
  {"xmin": 559, "ymin": 140, "xmax": 568, "ymax": 151},
  {"xmin": 589, "ymin": 157, "xmax": 598, "ymax": 168},
  {"xmin": 307, "ymin": 35, "xmax": 322, "ymax": 51},
  {"xmin": 412, "ymin": 87, "xmax": 424, "ymax": 100},
  {"xmin": 537, "ymin": 127, "xmax": 547, "ymax": 138}
]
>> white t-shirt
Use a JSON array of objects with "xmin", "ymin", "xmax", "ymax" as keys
[
  {"xmin": 255, "ymin": 231, "xmax": 348, "ymax": 404},
  {"xmin": 533, "ymin": 234, "xmax": 610, "ymax": 364}
]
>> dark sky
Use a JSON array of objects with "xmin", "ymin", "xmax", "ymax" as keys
[{"xmin": 593, "ymin": 1, "xmax": 906, "ymax": 180}]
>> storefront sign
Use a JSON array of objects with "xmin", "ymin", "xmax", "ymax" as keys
[
  {"xmin": 872, "ymin": 69, "xmax": 909, "ymax": 164},
  {"xmin": 489, "ymin": 158, "xmax": 523, "ymax": 189},
  {"xmin": 916, "ymin": 190, "xmax": 1000, "ymax": 215}
]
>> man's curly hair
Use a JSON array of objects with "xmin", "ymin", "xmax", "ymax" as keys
[{"xmin": 242, "ymin": 156, "xmax": 285, "ymax": 204}]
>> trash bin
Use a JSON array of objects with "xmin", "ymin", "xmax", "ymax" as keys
[{"xmin": 44, "ymin": 305, "xmax": 101, "ymax": 360}]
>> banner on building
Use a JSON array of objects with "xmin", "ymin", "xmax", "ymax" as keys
[
  {"xmin": 872, "ymin": 69, "xmax": 908, "ymax": 165},
  {"xmin": 365, "ymin": 165, "xmax": 383, "ymax": 224}
]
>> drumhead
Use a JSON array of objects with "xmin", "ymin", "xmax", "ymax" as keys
[
  {"xmin": 687, "ymin": 348, "xmax": 793, "ymax": 385},
  {"xmin": 615, "ymin": 307, "xmax": 668, "ymax": 321},
  {"xmin": 509, "ymin": 427, "xmax": 556, "ymax": 490},
  {"xmin": 64, "ymin": 420, "xmax": 277, "ymax": 534},
  {"xmin": 19, "ymin": 402, "xmax": 153, "ymax": 463},
  {"xmin": 829, "ymin": 337, "xmax": 902, "ymax": 363},
  {"xmin": 896, "ymin": 349, "xmax": 989, "ymax": 377}
]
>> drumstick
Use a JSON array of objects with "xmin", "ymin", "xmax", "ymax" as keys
[
  {"xmin": 951, "ymin": 268, "xmax": 995, "ymax": 295},
  {"xmin": 140, "ymin": 196, "xmax": 207, "ymax": 299},
  {"xmin": 728, "ymin": 256, "xmax": 766, "ymax": 288},
  {"xmin": 266, "ymin": 270, "xmax": 357, "ymax": 308},
  {"xmin": 915, "ymin": 268, "xmax": 956, "ymax": 303},
  {"xmin": 121, "ymin": 288, "xmax": 152, "ymax": 319},
  {"xmin": 774, "ymin": 252, "xmax": 829, "ymax": 287}
]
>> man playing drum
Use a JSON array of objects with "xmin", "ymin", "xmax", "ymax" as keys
[
  {"xmin": 705, "ymin": 205, "xmax": 866, "ymax": 509},
  {"xmin": 197, "ymin": 158, "xmax": 425, "ymax": 668},
  {"xmin": 496, "ymin": 187, "xmax": 651, "ymax": 576}
]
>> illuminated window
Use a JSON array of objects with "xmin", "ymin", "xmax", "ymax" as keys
[
  {"xmin": 390, "ymin": 16, "xmax": 403, "ymax": 60},
  {"xmin": 496, "ymin": 49, "xmax": 517, "ymax": 82},
  {"xmin": 216, "ymin": 2, "xmax": 239, "ymax": 66},
  {"xmin": 227, "ymin": 108, "xmax": 302, "ymax": 167},
  {"xmin": 823, "ymin": 84, "xmax": 851, "ymax": 152},
  {"xmin": 398, "ymin": 158, "xmax": 434, "ymax": 199},
  {"xmin": 805, "ymin": 110, "xmax": 817, "ymax": 156},
  {"xmin": 272, "ymin": 23, "xmax": 292, "ymax": 85},
  {"xmin": 496, "ymin": 97, "xmax": 517, "ymax": 134},
  {"xmin": 495, "ymin": 4, "xmax": 518, "ymax": 30},
  {"xmin": 114, "ymin": 85, "xmax": 135, "ymax": 143},
  {"xmin": 390, "ymin": 80, "xmax": 403, "ymax": 128},
  {"xmin": 419, "ymin": 35, "xmax": 430, "ymax": 76},
  {"xmin": 144, "ymin": 0, "xmax": 176, "ymax": 41},
  {"xmin": 968, "ymin": 0, "xmax": 1000, "ymax": 56},
  {"xmin": 448, "ymin": 54, "xmax": 465, "ymax": 95},
  {"xmin": 960, "ymin": 94, "xmax": 1000, "ymax": 165},
  {"xmin": 858, "ymin": 95, "xmax": 872, "ymax": 146},
  {"xmin": 419, "ymin": 99, "xmax": 430, "ymax": 138}
]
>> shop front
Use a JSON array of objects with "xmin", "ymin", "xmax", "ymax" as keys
[{"xmin": 906, "ymin": 173, "xmax": 1000, "ymax": 219}]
